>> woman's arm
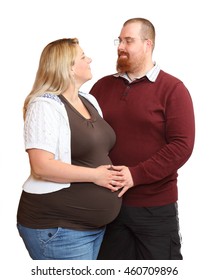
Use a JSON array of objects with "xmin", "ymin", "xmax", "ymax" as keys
[{"xmin": 28, "ymin": 149, "xmax": 124, "ymax": 191}]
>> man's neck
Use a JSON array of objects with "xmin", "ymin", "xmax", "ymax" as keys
[{"xmin": 127, "ymin": 62, "xmax": 155, "ymax": 81}]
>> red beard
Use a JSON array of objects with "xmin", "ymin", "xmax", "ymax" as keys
[{"xmin": 116, "ymin": 51, "xmax": 132, "ymax": 72}]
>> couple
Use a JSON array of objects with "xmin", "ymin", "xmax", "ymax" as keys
[{"xmin": 16, "ymin": 18, "xmax": 195, "ymax": 260}]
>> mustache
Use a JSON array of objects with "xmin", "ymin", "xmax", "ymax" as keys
[{"xmin": 118, "ymin": 51, "xmax": 129, "ymax": 58}]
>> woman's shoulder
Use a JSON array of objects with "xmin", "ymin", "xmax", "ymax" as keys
[
  {"xmin": 31, "ymin": 93, "xmax": 65, "ymax": 112},
  {"xmin": 27, "ymin": 93, "xmax": 67, "ymax": 119},
  {"xmin": 42, "ymin": 93, "xmax": 62, "ymax": 104},
  {"xmin": 37, "ymin": 93, "xmax": 63, "ymax": 105}
]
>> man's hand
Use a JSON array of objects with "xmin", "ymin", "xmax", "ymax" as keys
[{"xmin": 111, "ymin": 165, "xmax": 134, "ymax": 197}]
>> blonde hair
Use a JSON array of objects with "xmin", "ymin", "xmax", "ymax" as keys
[
  {"xmin": 124, "ymin": 18, "xmax": 155, "ymax": 50},
  {"xmin": 23, "ymin": 38, "xmax": 79, "ymax": 119}
]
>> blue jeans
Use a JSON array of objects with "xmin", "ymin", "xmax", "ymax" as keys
[{"xmin": 17, "ymin": 224, "xmax": 105, "ymax": 260}]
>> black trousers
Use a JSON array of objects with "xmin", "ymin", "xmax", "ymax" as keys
[{"xmin": 98, "ymin": 203, "xmax": 182, "ymax": 260}]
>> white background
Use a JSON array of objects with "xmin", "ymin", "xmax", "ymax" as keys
[{"xmin": 0, "ymin": 0, "xmax": 208, "ymax": 279}]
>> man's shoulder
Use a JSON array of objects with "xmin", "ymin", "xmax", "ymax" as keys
[
  {"xmin": 92, "ymin": 74, "xmax": 124, "ymax": 89},
  {"xmin": 96, "ymin": 73, "xmax": 117, "ymax": 82},
  {"xmin": 158, "ymin": 70, "xmax": 183, "ymax": 84}
]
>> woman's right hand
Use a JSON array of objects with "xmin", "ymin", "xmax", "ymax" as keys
[{"xmin": 93, "ymin": 165, "xmax": 125, "ymax": 191}]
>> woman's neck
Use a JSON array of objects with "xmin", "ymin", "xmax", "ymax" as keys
[{"xmin": 62, "ymin": 85, "xmax": 79, "ymax": 104}]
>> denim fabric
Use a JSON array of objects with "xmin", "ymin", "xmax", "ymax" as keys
[{"xmin": 17, "ymin": 224, "xmax": 105, "ymax": 260}]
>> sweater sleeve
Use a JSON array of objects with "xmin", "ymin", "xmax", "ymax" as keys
[
  {"xmin": 24, "ymin": 100, "xmax": 61, "ymax": 155},
  {"xmin": 129, "ymin": 82, "xmax": 195, "ymax": 185}
]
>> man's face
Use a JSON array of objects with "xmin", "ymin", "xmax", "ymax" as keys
[{"xmin": 116, "ymin": 22, "xmax": 147, "ymax": 73}]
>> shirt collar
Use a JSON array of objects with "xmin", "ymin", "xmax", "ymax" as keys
[{"xmin": 114, "ymin": 63, "xmax": 160, "ymax": 83}]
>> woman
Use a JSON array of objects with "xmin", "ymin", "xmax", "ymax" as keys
[{"xmin": 17, "ymin": 38, "xmax": 123, "ymax": 260}]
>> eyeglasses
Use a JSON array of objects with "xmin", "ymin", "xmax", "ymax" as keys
[
  {"xmin": 114, "ymin": 37, "xmax": 148, "ymax": 46},
  {"xmin": 114, "ymin": 37, "xmax": 136, "ymax": 46}
]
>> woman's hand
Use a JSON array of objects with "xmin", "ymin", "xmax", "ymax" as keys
[{"xmin": 93, "ymin": 165, "xmax": 125, "ymax": 191}]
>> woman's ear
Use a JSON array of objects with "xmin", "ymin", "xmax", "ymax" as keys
[{"xmin": 70, "ymin": 67, "xmax": 75, "ymax": 77}]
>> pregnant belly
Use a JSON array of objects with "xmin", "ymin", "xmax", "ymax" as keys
[
  {"xmin": 60, "ymin": 183, "xmax": 122, "ymax": 228},
  {"xmin": 17, "ymin": 183, "xmax": 122, "ymax": 230}
]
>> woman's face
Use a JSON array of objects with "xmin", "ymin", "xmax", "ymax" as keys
[{"xmin": 72, "ymin": 45, "xmax": 92, "ymax": 85}]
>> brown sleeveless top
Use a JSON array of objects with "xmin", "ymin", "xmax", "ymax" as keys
[{"xmin": 17, "ymin": 95, "xmax": 122, "ymax": 230}]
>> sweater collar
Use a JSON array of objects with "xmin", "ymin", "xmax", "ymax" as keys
[{"xmin": 114, "ymin": 63, "xmax": 160, "ymax": 83}]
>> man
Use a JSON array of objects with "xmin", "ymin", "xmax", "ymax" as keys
[{"xmin": 90, "ymin": 18, "xmax": 195, "ymax": 260}]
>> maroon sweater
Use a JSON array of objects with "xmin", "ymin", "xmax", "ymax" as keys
[{"xmin": 90, "ymin": 70, "xmax": 195, "ymax": 207}]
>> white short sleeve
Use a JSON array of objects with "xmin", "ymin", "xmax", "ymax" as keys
[{"xmin": 24, "ymin": 100, "xmax": 61, "ymax": 154}]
